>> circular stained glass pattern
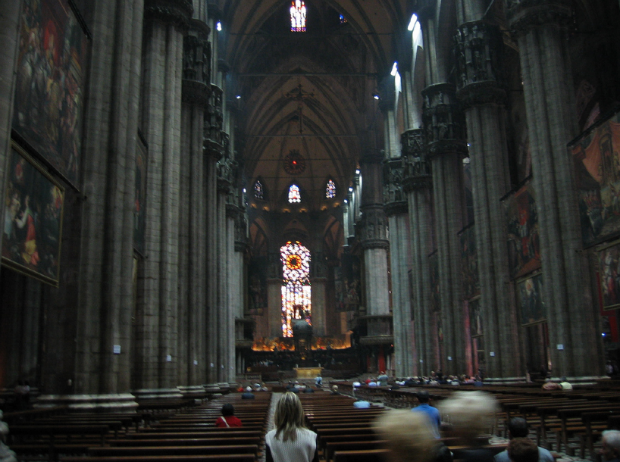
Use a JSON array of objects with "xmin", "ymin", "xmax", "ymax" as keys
[
  {"xmin": 284, "ymin": 150, "xmax": 306, "ymax": 175},
  {"xmin": 286, "ymin": 254, "xmax": 302, "ymax": 270}
]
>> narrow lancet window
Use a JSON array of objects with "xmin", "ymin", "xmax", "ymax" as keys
[
  {"xmin": 290, "ymin": 0, "xmax": 306, "ymax": 32},
  {"xmin": 326, "ymin": 179, "xmax": 336, "ymax": 199}
]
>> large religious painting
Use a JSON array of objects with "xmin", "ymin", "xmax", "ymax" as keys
[
  {"xmin": 516, "ymin": 272, "xmax": 546, "ymax": 325},
  {"xmin": 571, "ymin": 110, "xmax": 620, "ymax": 248},
  {"xmin": 13, "ymin": 0, "xmax": 89, "ymax": 186},
  {"xmin": 3, "ymin": 142, "xmax": 65, "ymax": 286},
  {"xmin": 504, "ymin": 180, "xmax": 541, "ymax": 279},
  {"xmin": 469, "ymin": 297, "xmax": 483, "ymax": 337},
  {"xmin": 341, "ymin": 252, "xmax": 360, "ymax": 311},
  {"xmin": 460, "ymin": 223, "xmax": 480, "ymax": 300},
  {"xmin": 133, "ymin": 140, "xmax": 147, "ymax": 255},
  {"xmin": 597, "ymin": 241, "xmax": 620, "ymax": 311},
  {"xmin": 248, "ymin": 256, "xmax": 268, "ymax": 315},
  {"xmin": 429, "ymin": 250, "xmax": 439, "ymax": 312}
]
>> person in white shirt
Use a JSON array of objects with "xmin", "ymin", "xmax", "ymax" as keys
[{"xmin": 265, "ymin": 392, "xmax": 319, "ymax": 462}]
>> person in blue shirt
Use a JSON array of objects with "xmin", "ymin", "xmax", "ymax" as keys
[{"xmin": 411, "ymin": 390, "xmax": 441, "ymax": 438}]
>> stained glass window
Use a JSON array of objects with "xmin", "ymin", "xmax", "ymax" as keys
[
  {"xmin": 339, "ymin": 14, "xmax": 347, "ymax": 24},
  {"xmin": 290, "ymin": 0, "xmax": 306, "ymax": 32},
  {"xmin": 254, "ymin": 180, "xmax": 264, "ymax": 200},
  {"xmin": 281, "ymin": 241, "xmax": 311, "ymax": 337},
  {"xmin": 326, "ymin": 179, "xmax": 336, "ymax": 199},
  {"xmin": 288, "ymin": 184, "xmax": 301, "ymax": 203}
]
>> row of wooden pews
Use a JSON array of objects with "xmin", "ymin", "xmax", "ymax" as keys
[
  {"xmin": 363, "ymin": 381, "xmax": 620, "ymax": 459},
  {"xmin": 6, "ymin": 392, "xmax": 272, "ymax": 462}
]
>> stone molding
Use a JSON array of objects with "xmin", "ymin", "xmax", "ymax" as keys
[
  {"xmin": 359, "ymin": 206, "xmax": 388, "ymax": 242},
  {"xmin": 506, "ymin": 0, "xmax": 573, "ymax": 35},
  {"xmin": 422, "ymin": 83, "xmax": 467, "ymax": 158},
  {"xmin": 204, "ymin": 85, "xmax": 223, "ymax": 152},
  {"xmin": 182, "ymin": 21, "xmax": 211, "ymax": 105},
  {"xmin": 359, "ymin": 335, "xmax": 394, "ymax": 345},
  {"xmin": 35, "ymin": 393, "xmax": 139, "ymax": 412},
  {"xmin": 132, "ymin": 388, "xmax": 184, "ymax": 400},
  {"xmin": 361, "ymin": 239, "xmax": 390, "ymax": 250},
  {"xmin": 401, "ymin": 129, "xmax": 432, "ymax": 191},
  {"xmin": 455, "ymin": 21, "xmax": 507, "ymax": 109},
  {"xmin": 383, "ymin": 157, "xmax": 407, "ymax": 214},
  {"xmin": 144, "ymin": 0, "xmax": 193, "ymax": 29}
]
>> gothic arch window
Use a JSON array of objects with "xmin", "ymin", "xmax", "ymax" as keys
[
  {"xmin": 290, "ymin": 0, "xmax": 307, "ymax": 32},
  {"xmin": 326, "ymin": 179, "xmax": 336, "ymax": 199},
  {"xmin": 281, "ymin": 241, "xmax": 311, "ymax": 337},
  {"xmin": 288, "ymin": 184, "xmax": 301, "ymax": 203},
  {"xmin": 254, "ymin": 179, "xmax": 264, "ymax": 200}
]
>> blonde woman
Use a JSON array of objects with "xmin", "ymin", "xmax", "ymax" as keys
[{"xmin": 265, "ymin": 392, "xmax": 319, "ymax": 462}]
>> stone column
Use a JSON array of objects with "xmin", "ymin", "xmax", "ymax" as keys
[
  {"xmin": 216, "ymin": 148, "xmax": 231, "ymax": 382},
  {"xmin": 454, "ymin": 21, "xmax": 523, "ymax": 381},
  {"xmin": 359, "ymin": 153, "xmax": 391, "ymax": 317},
  {"xmin": 506, "ymin": 0, "xmax": 604, "ymax": 379},
  {"xmin": 135, "ymin": 0, "xmax": 192, "ymax": 395},
  {"xmin": 423, "ymin": 83, "xmax": 468, "ymax": 375},
  {"xmin": 311, "ymin": 252, "xmax": 327, "ymax": 337},
  {"xmin": 267, "ymin": 250, "xmax": 283, "ymax": 337},
  {"xmin": 179, "ymin": 19, "xmax": 210, "ymax": 386},
  {"xmin": 402, "ymin": 129, "xmax": 437, "ymax": 376},
  {"xmin": 0, "ymin": 0, "xmax": 21, "ymax": 238},
  {"xmin": 62, "ymin": 0, "xmax": 144, "ymax": 406},
  {"xmin": 384, "ymin": 157, "xmax": 414, "ymax": 377},
  {"xmin": 204, "ymin": 85, "xmax": 223, "ymax": 383}
]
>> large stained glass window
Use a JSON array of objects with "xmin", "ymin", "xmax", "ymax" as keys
[
  {"xmin": 288, "ymin": 184, "xmax": 301, "ymax": 203},
  {"xmin": 281, "ymin": 241, "xmax": 311, "ymax": 337},
  {"xmin": 326, "ymin": 179, "xmax": 336, "ymax": 199},
  {"xmin": 290, "ymin": 0, "xmax": 306, "ymax": 32}
]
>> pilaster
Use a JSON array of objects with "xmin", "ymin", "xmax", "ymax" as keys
[
  {"xmin": 136, "ymin": 0, "xmax": 187, "ymax": 390},
  {"xmin": 402, "ymin": 129, "xmax": 436, "ymax": 376},
  {"xmin": 422, "ymin": 83, "xmax": 467, "ymax": 375},
  {"xmin": 506, "ymin": 0, "xmax": 604, "ymax": 378},
  {"xmin": 454, "ymin": 20, "xmax": 523, "ymax": 380},
  {"xmin": 72, "ymin": 0, "xmax": 144, "ymax": 396},
  {"xmin": 383, "ymin": 157, "xmax": 413, "ymax": 376}
]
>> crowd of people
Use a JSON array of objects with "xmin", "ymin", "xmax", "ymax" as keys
[{"xmin": 258, "ymin": 381, "xmax": 620, "ymax": 462}]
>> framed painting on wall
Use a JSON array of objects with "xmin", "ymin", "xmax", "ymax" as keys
[
  {"xmin": 516, "ymin": 272, "xmax": 546, "ymax": 325},
  {"xmin": 571, "ymin": 110, "xmax": 620, "ymax": 248},
  {"xmin": 2, "ymin": 142, "xmax": 65, "ymax": 286},
  {"xmin": 597, "ymin": 240, "xmax": 620, "ymax": 311},
  {"xmin": 13, "ymin": 0, "xmax": 89, "ymax": 186}
]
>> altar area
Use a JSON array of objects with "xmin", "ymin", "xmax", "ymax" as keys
[{"xmin": 294, "ymin": 367, "xmax": 322, "ymax": 379}]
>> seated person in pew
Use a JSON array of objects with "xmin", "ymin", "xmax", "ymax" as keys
[
  {"xmin": 507, "ymin": 438, "xmax": 539, "ymax": 462},
  {"xmin": 354, "ymin": 399, "xmax": 371, "ymax": 409},
  {"xmin": 373, "ymin": 409, "xmax": 452, "ymax": 462},
  {"xmin": 265, "ymin": 392, "xmax": 319, "ymax": 462},
  {"xmin": 437, "ymin": 391, "xmax": 499, "ymax": 462},
  {"xmin": 602, "ymin": 430, "xmax": 620, "ymax": 462},
  {"xmin": 412, "ymin": 391, "xmax": 441, "ymax": 439},
  {"xmin": 242, "ymin": 386, "xmax": 255, "ymax": 399},
  {"xmin": 494, "ymin": 418, "xmax": 553, "ymax": 462},
  {"xmin": 215, "ymin": 403, "xmax": 243, "ymax": 428}
]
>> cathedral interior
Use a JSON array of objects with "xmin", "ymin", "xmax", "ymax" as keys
[{"xmin": 1, "ymin": 0, "xmax": 620, "ymax": 407}]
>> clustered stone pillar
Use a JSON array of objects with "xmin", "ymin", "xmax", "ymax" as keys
[
  {"xmin": 423, "ymin": 83, "xmax": 468, "ymax": 375},
  {"xmin": 136, "ymin": 0, "xmax": 192, "ymax": 395},
  {"xmin": 402, "ymin": 129, "xmax": 438, "ymax": 376},
  {"xmin": 204, "ymin": 85, "xmax": 223, "ymax": 383},
  {"xmin": 69, "ymin": 0, "xmax": 145, "ymax": 404},
  {"xmin": 384, "ymin": 157, "xmax": 414, "ymax": 377},
  {"xmin": 359, "ymin": 153, "xmax": 391, "ymax": 319},
  {"xmin": 506, "ymin": 0, "xmax": 603, "ymax": 378},
  {"xmin": 178, "ymin": 18, "xmax": 211, "ymax": 387},
  {"xmin": 311, "ymin": 252, "xmax": 327, "ymax": 337},
  {"xmin": 454, "ymin": 20, "xmax": 523, "ymax": 381}
]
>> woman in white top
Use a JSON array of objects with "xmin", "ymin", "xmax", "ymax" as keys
[{"xmin": 265, "ymin": 392, "xmax": 319, "ymax": 462}]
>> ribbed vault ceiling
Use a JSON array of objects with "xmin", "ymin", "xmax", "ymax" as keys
[{"xmin": 216, "ymin": 0, "xmax": 410, "ymax": 212}]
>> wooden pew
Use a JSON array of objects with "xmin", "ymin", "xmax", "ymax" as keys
[
  {"xmin": 86, "ymin": 444, "xmax": 258, "ymax": 457},
  {"xmin": 59, "ymin": 455, "xmax": 255, "ymax": 462}
]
